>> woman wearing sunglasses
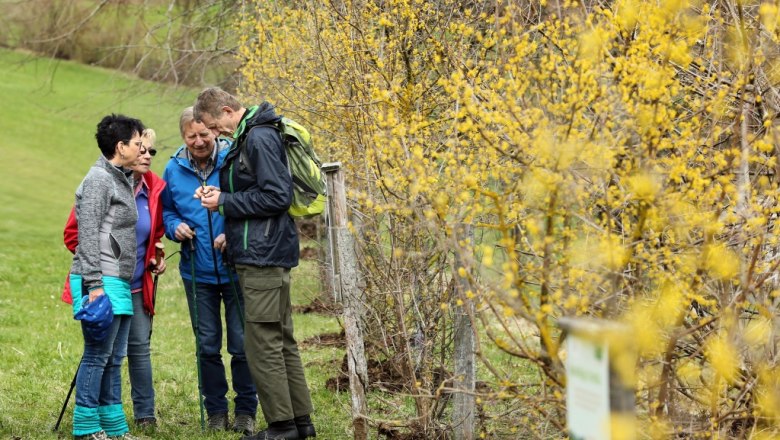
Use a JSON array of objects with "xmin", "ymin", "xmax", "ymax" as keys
[{"xmin": 63, "ymin": 127, "xmax": 167, "ymax": 439}]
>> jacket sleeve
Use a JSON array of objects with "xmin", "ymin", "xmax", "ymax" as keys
[
  {"xmin": 220, "ymin": 128, "xmax": 292, "ymax": 218},
  {"xmin": 161, "ymin": 165, "xmax": 185, "ymax": 242},
  {"xmin": 75, "ymin": 171, "xmax": 112, "ymax": 291},
  {"xmin": 63, "ymin": 206, "xmax": 78, "ymax": 254}
]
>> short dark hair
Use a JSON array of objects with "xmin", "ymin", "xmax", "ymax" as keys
[{"xmin": 95, "ymin": 114, "xmax": 145, "ymax": 159}]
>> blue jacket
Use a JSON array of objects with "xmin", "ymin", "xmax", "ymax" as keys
[
  {"xmin": 161, "ymin": 139, "xmax": 237, "ymax": 284},
  {"xmin": 218, "ymin": 103, "xmax": 299, "ymax": 268}
]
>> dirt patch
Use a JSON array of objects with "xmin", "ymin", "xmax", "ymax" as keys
[
  {"xmin": 292, "ymin": 297, "xmax": 341, "ymax": 315},
  {"xmin": 297, "ymin": 219, "xmax": 320, "ymax": 240},
  {"xmin": 378, "ymin": 423, "xmax": 436, "ymax": 439},
  {"xmin": 325, "ymin": 356, "xmax": 407, "ymax": 393},
  {"xmin": 300, "ymin": 246, "xmax": 319, "ymax": 260},
  {"xmin": 300, "ymin": 330, "xmax": 345, "ymax": 349}
]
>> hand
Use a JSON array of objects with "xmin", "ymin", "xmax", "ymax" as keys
[
  {"xmin": 213, "ymin": 233, "xmax": 227, "ymax": 252},
  {"xmin": 149, "ymin": 257, "xmax": 167, "ymax": 275},
  {"xmin": 174, "ymin": 222, "xmax": 195, "ymax": 241},
  {"xmin": 88, "ymin": 288, "xmax": 105, "ymax": 303},
  {"xmin": 194, "ymin": 185, "xmax": 219, "ymax": 199},
  {"xmin": 200, "ymin": 187, "xmax": 221, "ymax": 212}
]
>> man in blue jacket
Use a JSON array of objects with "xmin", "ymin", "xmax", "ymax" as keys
[
  {"xmin": 161, "ymin": 107, "xmax": 258, "ymax": 435},
  {"xmin": 194, "ymin": 88, "xmax": 316, "ymax": 440}
]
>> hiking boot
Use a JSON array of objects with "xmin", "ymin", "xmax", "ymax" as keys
[
  {"xmin": 208, "ymin": 412, "xmax": 229, "ymax": 431},
  {"xmin": 74, "ymin": 431, "xmax": 109, "ymax": 440},
  {"xmin": 234, "ymin": 413, "xmax": 255, "ymax": 436},
  {"xmin": 241, "ymin": 419, "xmax": 299, "ymax": 439},
  {"xmin": 134, "ymin": 417, "xmax": 157, "ymax": 429},
  {"xmin": 294, "ymin": 414, "xmax": 316, "ymax": 439}
]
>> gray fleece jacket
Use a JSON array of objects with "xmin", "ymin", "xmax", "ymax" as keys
[{"xmin": 70, "ymin": 156, "xmax": 138, "ymax": 291}]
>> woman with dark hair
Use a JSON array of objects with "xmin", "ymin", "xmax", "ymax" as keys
[
  {"xmin": 68, "ymin": 114, "xmax": 147, "ymax": 440},
  {"xmin": 64, "ymin": 128, "xmax": 166, "ymax": 431}
]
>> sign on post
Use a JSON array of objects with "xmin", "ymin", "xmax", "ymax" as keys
[{"xmin": 559, "ymin": 317, "xmax": 635, "ymax": 440}]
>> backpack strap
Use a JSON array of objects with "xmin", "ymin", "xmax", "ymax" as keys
[{"xmin": 240, "ymin": 122, "xmax": 290, "ymax": 179}]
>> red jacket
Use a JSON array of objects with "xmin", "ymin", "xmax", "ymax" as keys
[{"xmin": 62, "ymin": 171, "xmax": 167, "ymax": 315}]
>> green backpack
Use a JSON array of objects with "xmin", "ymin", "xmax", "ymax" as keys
[{"xmin": 242, "ymin": 117, "xmax": 327, "ymax": 218}]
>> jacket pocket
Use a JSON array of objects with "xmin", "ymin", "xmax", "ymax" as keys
[
  {"xmin": 242, "ymin": 218, "xmax": 275, "ymax": 251},
  {"xmin": 109, "ymin": 234, "xmax": 122, "ymax": 259}
]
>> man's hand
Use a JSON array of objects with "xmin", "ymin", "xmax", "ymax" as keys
[
  {"xmin": 198, "ymin": 186, "xmax": 222, "ymax": 212},
  {"xmin": 194, "ymin": 184, "xmax": 219, "ymax": 199},
  {"xmin": 174, "ymin": 222, "xmax": 196, "ymax": 241},
  {"xmin": 213, "ymin": 233, "xmax": 227, "ymax": 252}
]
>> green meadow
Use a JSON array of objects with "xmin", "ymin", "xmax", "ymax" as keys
[{"xmin": 0, "ymin": 48, "xmax": 348, "ymax": 439}]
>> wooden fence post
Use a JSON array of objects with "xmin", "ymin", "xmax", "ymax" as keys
[
  {"xmin": 452, "ymin": 224, "xmax": 476, "ymax": 440},
  {"xmin": 322, "ymin": 162, "xmax": 340, "ymax": 301},
  {"xmin": 323, "ymin": 162, "xmax": 369, "ymax": 440}
]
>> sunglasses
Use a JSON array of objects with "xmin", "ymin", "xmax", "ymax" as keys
[{"xmin": 148, "ymin": 148, "xmax": 157, "ymax": 157}]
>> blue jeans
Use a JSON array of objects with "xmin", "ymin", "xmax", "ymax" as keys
[
  {"xmin": 74, "ymin": 313, "xmax": 132, "ymax": 436},
  {"xmin": 127, "ymin": 292, "xmax": 155, "ymax": 420},
  {"xmin": 183, "ymin": 278, "xmax": 258, "ymax": 416}
]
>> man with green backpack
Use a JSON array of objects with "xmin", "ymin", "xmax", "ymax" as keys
[{"xmin": 193, "ymin": 86, "xmax": 317, "ymax": 440}]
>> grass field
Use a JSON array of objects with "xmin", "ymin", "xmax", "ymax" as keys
[{"xmin": 0, "ymin": 48, "xmax": 349, "ymax": 439}]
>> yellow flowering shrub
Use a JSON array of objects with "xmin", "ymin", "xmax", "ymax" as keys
[{"xmin": 237, "ymin": 0, "xmax": 780, "ymax": 437}]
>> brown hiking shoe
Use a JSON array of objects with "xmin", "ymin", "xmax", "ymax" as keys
[
  {"xmin": 207, "ymin": 412, "xmax": 229, "ymax": 431},
  {"xmin": 234, "ymin": 413, "xmax": 255, "ymax": 435}
]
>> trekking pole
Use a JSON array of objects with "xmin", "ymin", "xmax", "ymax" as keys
[
  {"xmin": 200, "ymin": 182, "xmax": 245, "ymax": 330},
  {"xmin": 148, "ymin": 242, "xmax": 165, "ymax": 340},
  {"xmin": 53, "ymin": 360, "xmax": 80, "ymax": 431},
  {"xmin": 226, "ymin": 268, "xmax": 244, "ymax": 331},
  {"xmin": 189, "ymin": 236, "xmax": 206, "ymax": 431},
  {"xmin": 201, "ymin": 180, "xmax": 223, "ymax": 288}
]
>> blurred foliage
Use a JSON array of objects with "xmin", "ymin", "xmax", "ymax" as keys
[
  {"xmin": 237, "ymin": 0, "xmax": 780, "ymax": 438},
  {"xmin": 0, "ymin": 0, "xmax": 239, "ymax": 86}
]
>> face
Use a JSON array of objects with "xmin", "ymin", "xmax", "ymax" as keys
[
  {"xmin": 199, "ymin": 108, "xmax": 237, "ymax": 138},
  {"xmin": 183, "ymin": 120, "xmax": 217, "ymax": 163},
  {"xmin": 118, "ymin": 133, "xmax": 144, "ymax": 167},
  {"xmin": 131, "ymin": 137, "xmax": 156, "ymax": 177}
]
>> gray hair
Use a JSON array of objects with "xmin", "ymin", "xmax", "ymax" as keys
[
  {"xmin": 179, "ymin": 106, "xmax": 195, "ymax": 137},
  {"xmin": 193, "ymin": 87, "xmax": 241, "ymax": 122}
]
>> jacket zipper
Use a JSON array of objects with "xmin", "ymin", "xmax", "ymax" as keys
[
  {"xmin": 243, "ymin": 220, "xmax": 248, "ymax": 250},
  {"xmin": 229, "ymin": 145, "xmax": 270, "ymax": 249}
]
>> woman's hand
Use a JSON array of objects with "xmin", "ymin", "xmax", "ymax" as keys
[
  {"xmin": 149, "ymin": 257, "xmax": 167, "ymax": 275},
  {"xmin": 88, "ymin": 287, "xmax": 105, "ymax": 303}
]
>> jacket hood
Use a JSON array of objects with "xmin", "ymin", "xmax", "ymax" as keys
[
  {"xmin": 246, "ymin": 102, "xmax": 279, "ymax": 127},
  {"xmin": 235, "ymin": 102, "xmax": 280, "ymax": 140},
  {"xmin": 141, "ymin": 170, "xmax": 165, "ymax": 191}
]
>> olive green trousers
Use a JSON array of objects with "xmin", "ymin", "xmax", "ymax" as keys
[{"xmin": 236, "ymin": 265, "xmax": 314, "ymax": 423}]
